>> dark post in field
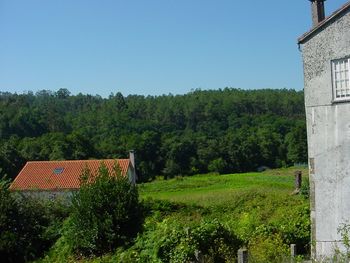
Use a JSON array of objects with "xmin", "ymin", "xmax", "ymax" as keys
[{"xmin": 294, "ymin": 170, "xmax": 302, "ymax": 190}]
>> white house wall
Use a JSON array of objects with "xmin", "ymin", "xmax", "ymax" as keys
[
  {"xmin": 301, "ymin": 8, "xmax": 350, "ymax": 258},
  {"xmin": 18, "ymin": 190, "xmax": 75, "ymax": 202}
]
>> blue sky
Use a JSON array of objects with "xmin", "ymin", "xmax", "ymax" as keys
[{"xmin": 0, "ymin": 0, "xmax": 348, "ymax": 97}]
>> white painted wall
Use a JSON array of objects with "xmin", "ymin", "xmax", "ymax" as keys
[
  {"xmin": 301, "ymin": 8, "xmax": 350, "ymax": 258},
  {"xmin": 17, "ymin": 190, "xmax": 75, "ymax": 202}
]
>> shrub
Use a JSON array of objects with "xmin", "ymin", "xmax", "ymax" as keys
[
  {"xmin": 118, "ymin": 217, "xmax": 242, "ymax": 263},
  {"xmin": 163, "ymin": 219, "xmax": 240, "ymax": 263},
  {"xmin": 208, "ymin": 158, "xmax": 227, "ymax": 174},
  {"xmin": 248, "ymin": 234, "xmax": 289, "ymax": 263},
  {"xmin": 300, "ymin": 177, "xmax": 310, "ymax": 199},
  {"xmin": 64, "ymin": 162, "xmax": 143, "ymax": 257},
  {"xmin": 0, "ymin": 179, "xmax": 69, "ymax": 263},
  {"xmin": 0, "ymin": 179, "xmax": 23, "ymax": 262}
]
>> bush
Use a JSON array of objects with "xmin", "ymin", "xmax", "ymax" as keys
[
  {"xmin": 158, "ymin": 219, "xmax": 240, "ymax": 263},
  {"xmin": 208, "ymin": 158, "xmax": 227, "ymax": 174},
  {"xmin": 0, "ymin": 179, "xmax": 69, "ymax": 263},
  {"xmin": 300, "ymin": 177, "xmax": 309, "ymax": 199},
  {"xmin": 248, "ymin": 234, "xmax": 289, "ymax": 263},
  {"xmin": 117, "ymin": 216, "xmax": 242, "ymax": 263},
  {"xmin": 63, "ymin": 162, "xmax": 143, "ymax": 257}
]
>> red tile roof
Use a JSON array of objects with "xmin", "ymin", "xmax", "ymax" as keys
[
  {"xmin": 9, "ymin": 159, "xmax": 130, "ymax": 191},
  {"xmin": 298, "ymin": 1, "xmax": 350, "ymax": 44}
]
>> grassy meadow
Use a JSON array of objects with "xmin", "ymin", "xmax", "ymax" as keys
[
  {"xmin": 42, "ymin": 167, "xmax": 311, "ymax": 263},
  {"xmin": 139, "ymin": 167, "xmax": 309, "ymax": 206},
  {"xmin": 115, "ymin": 167, "xmax": 311, "ymax": 262}
]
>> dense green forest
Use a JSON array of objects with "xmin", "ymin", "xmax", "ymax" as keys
[{"xmin": 0, "ymin": 88, "xmax": 307, "ymax": 182}]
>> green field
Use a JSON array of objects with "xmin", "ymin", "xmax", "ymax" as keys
[
  {"xmin": 139, "ymin": 167, "xmax": 309, "ymax": 206},
  {"xmin": 134, "ymin": 168, "xmax": 311, "ymax": 262},
  {"xmin": 45, "ymin": 167, "xmax": 311, "ymax": 262}
]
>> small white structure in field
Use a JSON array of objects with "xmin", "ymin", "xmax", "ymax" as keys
[
  {"xmin": 298, "ymin": 0, "xmax": 350, "ymax": 259},
  {"xmin": 9, "ymin": 153, "xmax": 137, "ymax": 200}
]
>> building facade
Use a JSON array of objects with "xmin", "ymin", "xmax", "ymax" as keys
[{"xmin": 299, "ymin": 0, "xmax": 350, "ymax": 258}]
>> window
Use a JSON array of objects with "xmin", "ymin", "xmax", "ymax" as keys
[
  {"xmin": 332, "ymin": 57, "xmax": 350, "ymax": 101},
  {"xmin": 53, "ymin": 167, "xmax": 64, "ymax": 174}
]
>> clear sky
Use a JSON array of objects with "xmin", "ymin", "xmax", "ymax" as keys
[{"xmin": 0, "ymin": 0, "xmax": 348, "ymax": 97}]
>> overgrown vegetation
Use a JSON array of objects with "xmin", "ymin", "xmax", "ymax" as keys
[
  {"xmin": 44, "ymin": 162, "xmax": 143, "ymax": 261},
  {"xmin": 65, "ymin": 163, "xmax": 142, "ymax": 257},
  {"xmin": 0, "ymin": 88, "xmax": 312, "ymax": 262},
  {"xmin": 116, "ymin": 217, "xmax": 241, "ymax": 263},
  {"xmin": 0, "ymin": 88, "xmax": 306, "ymax": 181},
  {"xmin": 1, "ymin": 167, "xmax": 312, "ymax": 262},
  {"xmin": 136, "ymin": 168, "xmax": 311, "ymax": 263},
  {"xmin": 0, "ymin": 180, "xmax": 69, "ymax": 263}
]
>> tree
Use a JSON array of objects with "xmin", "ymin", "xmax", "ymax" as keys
[
  {"xmin": 285, "ymin": 121, "xmax": 308, "ymax": 165},
  {"xmin": 65, "ymin": 162, "xmax": 143, "ymax": 256},
  {"xmin": 0, "ymin": 180, "xmax": 66, "ymax": 263},
  {"xmin": 208, "ymin": 158, "xmax": 227, "ymax": 174},
  {"xmin": 0, "ymin": 138, "xmax": 25, "ymax": 180},
  {"xmin": 0, "ymin": 88, "xmax": 307, "ymax": 178}
]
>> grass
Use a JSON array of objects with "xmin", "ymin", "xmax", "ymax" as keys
[
  {"xmin": 43, "ymin": 167, "xmax": 311, "ymax": 262},
  {"xmin": 138, "ymin": 167, "xmax": 309, "ymax": 206},
  {"xmin": 133, "ymin": 167, "xmax": 311, "ymax": 262}
]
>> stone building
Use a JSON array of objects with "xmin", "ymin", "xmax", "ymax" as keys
[
  {"xmin": 9, "ymin": 152, "xmax": 137, "ymax": 200},
  {"xmin": 298, "ymin": 0, "xmax": 350, "ymax": 258}
]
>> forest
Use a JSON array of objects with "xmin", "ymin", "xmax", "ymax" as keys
[
  {"xmin": 0, "ymin": 88, "xmax": 310, "ymax": 262},
  {"xmin": 0, "ymin": 88, "xmax": 307, "ymax": 182}
]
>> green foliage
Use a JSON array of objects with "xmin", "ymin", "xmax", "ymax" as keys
[
  {"xmin": 40, "ymin": 168, "xmax": 311, "ymax": 262},
  {"xmin": 116, "ymin": 217, "xmax": 241, "ymax": 263},
  {"xmin": 63, "ymin": 162, "xmax": 143, "ymax": 257},
  {"xmin": 208, "ymin": 158, "xmax": 227, "ymax": 174},
  {"xmin": 248, "ymin": 234, "xmax": 289, "ymax": 263},
  {"xmin": 337, "ymin": 222, "xmax": 350, "ymax": 259},
  {"xmin": 157, "ymin": 219, "xmax": 240, "ymax": 263},
  {"xmin": 0, "ymin": 137, "xmax": 25, "ymax": 180},
  {"xmin": 285, "ymin": 121, "xmax": 308, "ymax": 165},
  {"xmin": 0, "ymin": 180, "xmax": 69, "ymax": 263},
  {"xmin": 138, "ymin": 168, "xmax": 311, "ymax": 261},
  {"xmin": 0, "ymin": 88, "xmax": 306, "ymax": 181},
  {"xmin": 300, "ymin": 177, "xmax": 310, "ymax": 199}
]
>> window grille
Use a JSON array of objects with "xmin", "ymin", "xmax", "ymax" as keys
[{"xmin": 332, "ymin": 57, "xmax": 350, "ymax": 101}]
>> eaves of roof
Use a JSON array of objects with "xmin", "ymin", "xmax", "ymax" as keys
[{"xmin": 298, "ymin": 1, "xmax": 350, "ymax": 44}]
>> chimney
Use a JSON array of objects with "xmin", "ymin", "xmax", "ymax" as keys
[
  {"xmin": 129, "ymin": 150, "xmax": 137, "ymax": 184},
  {"xmin": 310, "ymin": 0, "xmax": 326, "ymax": 26}
]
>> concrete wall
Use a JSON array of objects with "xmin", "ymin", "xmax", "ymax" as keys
[
  {"xmin": 17, "ymin": 190, "xmax": 75, "ymax": 202},
  {"xmin": 301, "ymin": 8, "xmax": 350, "ymax": 258},
  {"xmin": 127, "ymin": 166, "xmax": 137, "ymax": 185}
]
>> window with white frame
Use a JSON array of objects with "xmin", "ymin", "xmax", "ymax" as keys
[{"xmin": 332, "ymin": 57, "xmax": 350, "ymax": 101}]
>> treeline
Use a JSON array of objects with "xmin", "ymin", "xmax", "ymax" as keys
[{"xmin": 0, "ymin": 88, "xmax": 307, "ymax": 181}]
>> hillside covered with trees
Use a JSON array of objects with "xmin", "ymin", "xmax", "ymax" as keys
[{"xmin": 0, "ymin": 88, "xmax": 307, "ymax": 181}]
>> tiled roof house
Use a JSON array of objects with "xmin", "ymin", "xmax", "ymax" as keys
[{"xmin": 10, "ymin": 153, "xmax": 137, "ymax": 199}]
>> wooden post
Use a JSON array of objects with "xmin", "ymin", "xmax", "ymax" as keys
[
  {"xmin": 237, "ymin": 248, "xmax": 248, "ymax": 263},
  {"xmin": 294, "ymin": 171, "xmax": 302, "ymax": 190}
]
